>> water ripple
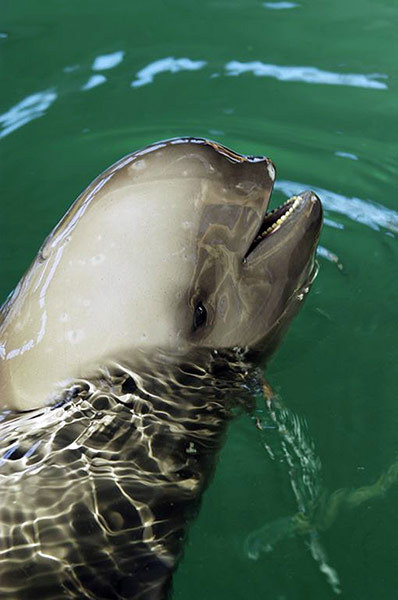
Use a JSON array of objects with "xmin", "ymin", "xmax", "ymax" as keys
[
  {"xmin": 131, "ymin": 57, "xmax": 207, "ymax": 88},
  {"xmin": 92, "ymin": 51, "xmax": 124, "ymax": 71},
  {"xmin": 275, "ymin": 180, "xmax": 398, "ymax": 233},
  {"xmin": 317, "ymin": 245, "xmax": 342, "ymax": 266},
  {"xmin": 1, "ymin": 55, "xmax": 388, "ymax": 142},
  {"xmin": 225, "ymin": 61, "xmax": 388, "ymax": 90},
  {"xmin": 0, "ymin": 90, "xmax": 58, "ymax": 139},
  {"xmin": 323, "ymin": 218, "xmax": 344, "ymax": 230},
  {"xmin": 335, "ymin": 151, "xmax": 359, "ymax": 161},
  {"xmin": 263, "ymin": 2, "xmax": 299, "ymax": 9},
  {"xmin": 81, "ymin": 74, "xmax": 107, "ymax": 91}
]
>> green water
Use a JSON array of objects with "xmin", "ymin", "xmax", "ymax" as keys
[{"xmin": 1, "ymin": 1, "xmax": 397, "ymax": 598}]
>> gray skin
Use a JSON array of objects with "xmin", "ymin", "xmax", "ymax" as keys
[{"xmin": 0, "ymin": 138, "xmax": 322, "ymax": 599}]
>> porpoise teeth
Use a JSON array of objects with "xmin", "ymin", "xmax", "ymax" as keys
[{"xmin": 261, "ymin": 195, "xmax": 302, "ymax": 237}]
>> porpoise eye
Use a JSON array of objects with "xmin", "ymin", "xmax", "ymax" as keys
[{"xmin": 193, "ymin": 301, "xmax": 207, "ymax": 330}]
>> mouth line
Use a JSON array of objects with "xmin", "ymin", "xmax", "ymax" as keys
[{"xmin": 244, "ymin": 194, "xmax": 303, "ymax": 259}]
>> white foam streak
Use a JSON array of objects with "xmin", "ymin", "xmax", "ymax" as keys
[
  {"xmin": 0, "ymin": 90, "xmax": 58, "ymax": 139},
  {"xmin": 225, "ymin": 61, "xmax": 388, "ymax": 90},
  {"xmin": 81, "ymin": 74, "xmax": 107, "ymax": 91},
  {"xmin": 275, "ymin": 180, "xmax": 398, "ymax": 233},
  {"xmin": 131, "ymin": 57, "xmax": 207, "ymax": 88},
  {"xmin": 317, "ymin": 245, "xmax": 340, "ymax": 264},
  {"xmin": 335, "ymin": 151, "xmax": 358, "ymax": 161},
  {"xmin": 323, "ymin": 218, "xmax": 344, "ymax": 230},
  {"xmin": 92, "ymin": 51, "xmax": 124, "ymax": 71},
  {"xmin": 263, "ymin": 2, "xmax": 299, "ymax": 9}
]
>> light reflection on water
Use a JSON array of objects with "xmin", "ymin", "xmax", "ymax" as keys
[
  {"xmin": 0, "ymin": 52, "xmax": 389, "ymax": 142},
  {"xmin": 91, "ymin": 51, "xmax": 125, "ymax": 71},
  {"xmin": 2, "ymin": 86, "xmax": 394, "ymax": 238},
  {"xmin": 335, "ymin": 151, "xmax": 359, "ymax": 161},
  {"xmin": 317, "ymin": 245, "xmax": 342, "ymax": 268},
  {"xmin": 263, "ymin": 2, "xmax": 300, "ymax": 9},
  {"xmin": 129, "ymin": 56, "xmax": 388, "ymax": 90},
  {"xmin": 225, "ymin": 61, "xmax": 388, "ymax": 89},
  {"xmin": 131, "ymin": 57, "xmax": 207, "ymax": 88},
  {"xmin": 81, "ymin": 74, "xmax": 107, "ymax": 91},
  {"xmin": 275, "ymin": 179, "xmax": 398, "ymax": 233},
  {"xmin": 0, "ymin": 90, "xmax": 57, "ymax": 139}
]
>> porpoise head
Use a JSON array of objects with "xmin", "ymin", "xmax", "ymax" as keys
[{"xmin": 0, "ymin": 138, "xmax": 322, "ymax": 411}]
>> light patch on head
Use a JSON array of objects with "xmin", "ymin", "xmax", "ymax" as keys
[
  {"xmin": 129, "ymin": 159, "xmax": 146, "ymax": 172},
  {"xmin": 15, "ymin": 320, "xmax": 24, "ymax": 332},
  {"xmin": 65, "ymin": 330, "xmax": 85, "ymax": 344},
  {"xmin": 267, "ymin": 163, "xmax": 276, "ymax": 181},
  {"xmin": 90, "ymin": 254, "xmax": 105, "ymax": 266}
]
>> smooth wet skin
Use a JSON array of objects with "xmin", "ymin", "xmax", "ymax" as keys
[
  {"xmin": 0, "ymin": 138, "xmax": 322, "ymax": 600},
  {"xmin": 0, "ymin": 138, "xmax": 321, "ymax": 411}
]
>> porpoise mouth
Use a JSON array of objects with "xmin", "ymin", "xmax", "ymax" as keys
[{"xmin": 244, "ymin": 194, "xmax": 304, "ymax": 259}]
